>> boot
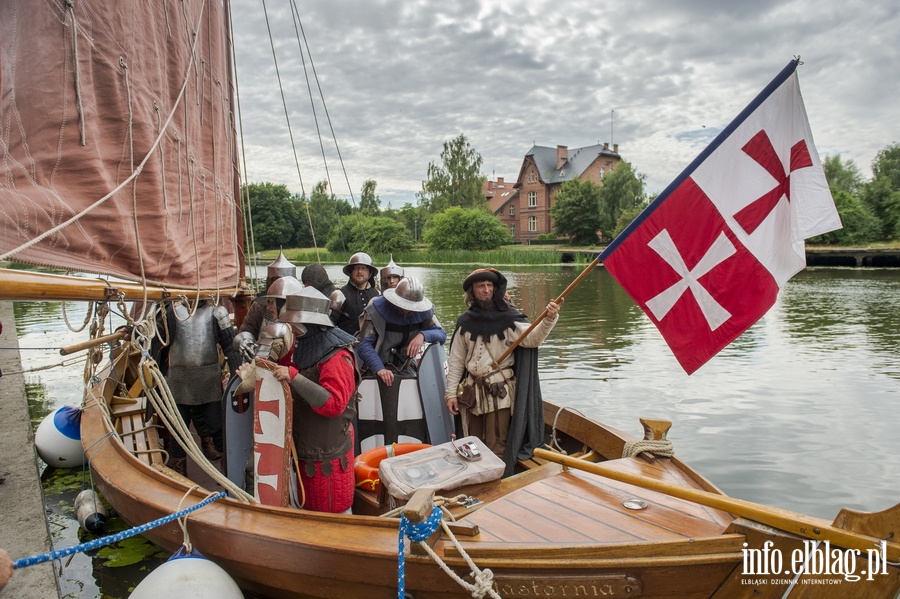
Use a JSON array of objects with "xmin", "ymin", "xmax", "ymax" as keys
[
  {"xmin": 201, "ymin": 436, "xmax": 222, "ymax": 461},
  {"xmin": 168, "ymin": 456, "xmax": 187, "ymax": 477}
]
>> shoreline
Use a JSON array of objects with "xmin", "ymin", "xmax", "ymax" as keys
[{"xmin": 0, "ymin": 301, "xmax": 61, "ymax": 598}]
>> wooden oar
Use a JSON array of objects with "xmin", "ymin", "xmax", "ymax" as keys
[
  {"xmin": 495, "ymin": 256, "xmax": 600, "ymax": 365},
  {"xmin": 533, "ymin": 447, "xmax": 900, "ymax": 562}
]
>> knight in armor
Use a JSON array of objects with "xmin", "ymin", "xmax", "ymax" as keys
[
  {"xmin": 234, "ymin": 274, "xmax": 303, "ymax": 363},
  {"xmin": 378, "ymin": 256, "xmax": 404, "ymax": 291},
  {"xmin": 357, "ymin": 276, "xmax": 445, "ymax": 387},
  {"xmin": 300, "ymin": 263, "xmax": 345, "ymax": 323},
  {"xmin": 334, "ymin": 252, "xmax": 379, "ymax": 337},
  {"xmin": 153, "ymin": 300, "xmax": 241, "ymax": 476},
  {"xmin": 234, "ymin": 250, "xmax": 297, "ymax": 358},
  {"xmin": 273, "ymin": 287, "xmax": 359, "ymax": 514}
]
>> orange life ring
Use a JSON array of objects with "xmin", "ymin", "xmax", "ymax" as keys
[{"xmin": 354, "ymin": 443, "xmax": 431, "ymax": 493}]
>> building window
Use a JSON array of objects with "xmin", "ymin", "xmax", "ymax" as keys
[
  {"xmin": 599, "ymin": 167, "xmax": 605, "ymax": 178},
  {"xmin": 509, "ymin": 205, "xmax": 515, "ymax": 216},
  {"xmin": 528, "ymin": 171, "xmax": 537, "ymax": 183},
  {"xmin": 528, "ymin": 191, "xmax": 537, "ymax": 207},
  {"xmin": 528, "ymin": 216, "xmax": 537, "ymax": 232},
  {"xmin": 509, "ymin": 224, "xmax": 515, "ymax": 236}
]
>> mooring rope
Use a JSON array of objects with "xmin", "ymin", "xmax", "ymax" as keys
[
  {"xmin": 397, "ymin": 506, "xmax": 501, "ymax": 599},
  {"xmin": 11, "ymin": 492, "xmax": 226, "ymax": 570},
  {"xmin": 622, "ymin": 438, "xmax": 675, "ymax": 458}
]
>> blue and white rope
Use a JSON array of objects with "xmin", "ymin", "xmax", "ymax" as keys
[
  {"xmin": 12, "ymin": 491, "xmax": 226, "ymax": 569},
  {"xmin": 397, "ymin": 506, "xmax": 442, "ymax": 599}
]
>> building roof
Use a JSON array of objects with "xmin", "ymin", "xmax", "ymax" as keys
[
  {"xmin": 485, "ymin": 178, "xmax": 518, "ymax": 214},
  {"xmin": 525, "ymin": 143, "xmax": 621, "ymax": 184}
]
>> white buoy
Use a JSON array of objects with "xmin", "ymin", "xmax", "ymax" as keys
[
  {"xmin": 130, "ymin": 548, "xmax": 244, "ymax": 598},
  {"xmin": 74, "ymin": 489, "xmax": 108, "ymax": 534},
  {"xmin": 35, "ymin": 405, "xmax": 85, "ymax": 468}
]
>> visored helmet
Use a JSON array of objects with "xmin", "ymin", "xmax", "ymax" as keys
[
  {"xmin": 278, "ymin": 287, "xmax": 334, "ymax": 328},
  {"xmin": 342, "ymin": 252, "xmax": 378, "ymax": 278},
  {"xmin": 383, "ymin": 276, "xmax": 432, "ymax": 312},
  {"xmin": 264, "ymin": 276, "xmax": 304, "ymax": 300}
]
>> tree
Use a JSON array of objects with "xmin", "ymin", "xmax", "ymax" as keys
[
  {"xmin": 597, "ymin": 161, "xmax": 645, "ymax": 240},
  {"xmin": 417, "ymin": 134, "xmax": 486, "ymax": 213},
  {"xmin": 550, "ymin": 179, "xmax": 602, "ymax": 245},
  {"xmin": 862, "ymin": 143, "xmax": 900, "ymax": 240},
  {"xmin": 358, "ymin": 179, "xmax": 381, "ymax": 216},
  {"xmin": 822, "ymin": 155, "xmax": 864, "ymax": 196},
  {"xmin": 299, "ymin": 180, "xmax": 353, "ymax": 250},
  {"xmin": 243, "ymin": 182, "xmax": 300, "ymax": 250},
  {"xmin": 326, "ymin": 215, "xmax": 414, "ymax": 254},
  {"xmin": 808, "ymin": 190, "xmax": 879, "ymax": 245},
  {"xmin": 397, "ymin": 203, "xmax": 429, "ymax": 244},
  {"xmin": 423, "ymin": 207, "xmax": 512, "ymax": 250}
]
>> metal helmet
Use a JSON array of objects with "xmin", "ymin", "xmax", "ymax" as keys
[
  {"xmin": 383, "ymin": 276, "xmax": 432, "ymax": 312},
  {"xmin": 342, "ymin": 251, "xmax": 378, "ymax": 278},
  {"xmin": 266, "ymin": 250, "xmax": 297, "ymax": 281},
  {"xmin": 264, "ymin": 276, "xmax": 304, "ymax": 300},
  {"xmin": 278, "ymin": 287, "xmax": 334, "ymax": 328},
  {"xmin": 379, "ymin": 256, "xmax": 405, "ymax": 282}
]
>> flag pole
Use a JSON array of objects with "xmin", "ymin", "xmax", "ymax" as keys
[{"xmin": 495, "ymin": 256, "xmax": 601, "ymax": 365}]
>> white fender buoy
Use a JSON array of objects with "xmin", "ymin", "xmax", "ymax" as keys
[
  {"xmin": 35, "ymin": 405, "xmax": 85, "ymax": 468},
  {"xmin": 130, "ymin": 548, "xmax": 244, "ymax": 598},
  {"xmin": 74, "ymin": 489, "xmax": 108, "ymax": 534}
]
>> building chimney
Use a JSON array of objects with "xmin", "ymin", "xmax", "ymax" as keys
[
  {"xmin": 497, "ymin": 177, "xmax": 505, "ymax": 185},
  {"xmin": 556, "ymin": 145, "xmax": 568, "ymax": 170},
  {"xmin": 603, "ymin": 142, "xmax": 609, "ymax": 151},
  {"xmin": 613, "ymin": 143, "xmax": 619, "ymax": 154}
]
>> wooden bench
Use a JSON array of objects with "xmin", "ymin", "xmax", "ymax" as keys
[{"xmin": 111, "ymin": 394, "xmax": 165, "ymax": 467}]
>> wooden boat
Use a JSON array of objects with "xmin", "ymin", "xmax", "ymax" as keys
[
  {"xmin": 70, "ymin": 334, "xmax": 900, "ymax": 599},
  {"xmin": 3, "ymin": 2, "xmax": 900, "ymax": 597}
]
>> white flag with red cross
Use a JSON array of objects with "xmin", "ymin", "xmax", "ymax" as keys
[{"xmin": 599, "ymin": 60, "xmax": 841, "ymax": 375}]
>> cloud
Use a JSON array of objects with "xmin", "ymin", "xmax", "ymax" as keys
[{"xmin": 230, "ymin": 0, "xmax": 900, "ymax": 207}]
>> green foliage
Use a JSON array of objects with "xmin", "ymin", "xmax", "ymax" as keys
[
  {"xmin": 417, "ymin": 134, "xmax": 486, "ymax": 213},
  {"xmin": 611, "ymin": 201, "xmax": 650, "ymax": 239},
  {"xmin": 358, "ymin": 179, "xmax": 381, "ymax": 216},
  {"xmin": 535, "ymin": 233, "xmax": 558, "ymax": 241},
  {"xmin": 550, "ymin": 179, "xmax": 602, "ymax": 245},
  {"xmin": 862, "ymin": 143, "xmax": 900, "ymax": 239},
  {"xmin": 808, "ymin": 190, "xmax": 880, "ymax": 245},
  {"xmin": 297, "ymin": 181, "xmax": 353, "ymax": 249},
  {"xmin": 823, "ymin": 155, "xmax": 864, "ymax": 196},
  {"xmin": 397, "ymin": 202, "xmax": 430, "ymax": 243},
  {"xmin": 423, "ymin": 207, "xmax": 512, "ymax": 250},
  {"xmin": 326, "ymin": 215, "xmax": 414, "ymax": 254},
  {"xmin": 243, "ymin": 182, "xmax": 301, "ymax": 250},
  {"xmin": 597, "ymin": 161, "xmax": 645, "ymax": 239}
]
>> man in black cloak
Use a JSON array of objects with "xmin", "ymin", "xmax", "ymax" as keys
[{"xmin": 444, "ymin": 268, "xmax": 563, "ymax": 476}]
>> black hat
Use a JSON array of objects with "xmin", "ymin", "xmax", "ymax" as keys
[{"xmin": 463, "ymin": 268, "xmax": 503, "ymax": 292}]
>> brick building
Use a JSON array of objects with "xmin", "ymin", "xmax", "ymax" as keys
[{"xmin": 487, "ymin": 143, "xmax": 621, "ymax": 244}]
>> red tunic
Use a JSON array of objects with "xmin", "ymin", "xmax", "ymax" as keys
[{"xmin": 289, "ymin": 348, "xmax": 356, "ymax": 513}]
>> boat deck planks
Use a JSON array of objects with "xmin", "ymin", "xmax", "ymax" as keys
[{"xmin": 459, "ymin": 458, "xmax": 733, "ymax": 547}]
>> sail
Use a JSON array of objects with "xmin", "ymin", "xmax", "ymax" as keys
[{"xmin": 0, "ymin": 0, "xmax": 243, "ymax": 289}]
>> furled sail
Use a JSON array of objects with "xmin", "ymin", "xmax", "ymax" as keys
[{"xmin": 0, "ymin": 0, "xmax": 243, "ymax": 289}]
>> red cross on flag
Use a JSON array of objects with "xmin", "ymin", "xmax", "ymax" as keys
[{"xmin": 599, "ymin": 60, "xmax": 841, "ymax": 374}]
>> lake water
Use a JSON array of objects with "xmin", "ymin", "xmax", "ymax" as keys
[{"xmin": 12, "ymin": 263, "xmax": 900, "ymax": 597}]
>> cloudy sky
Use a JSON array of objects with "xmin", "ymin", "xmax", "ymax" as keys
[{"xmin": 229, "ymin": 0, "xmax": 899, "ymax": 208}]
